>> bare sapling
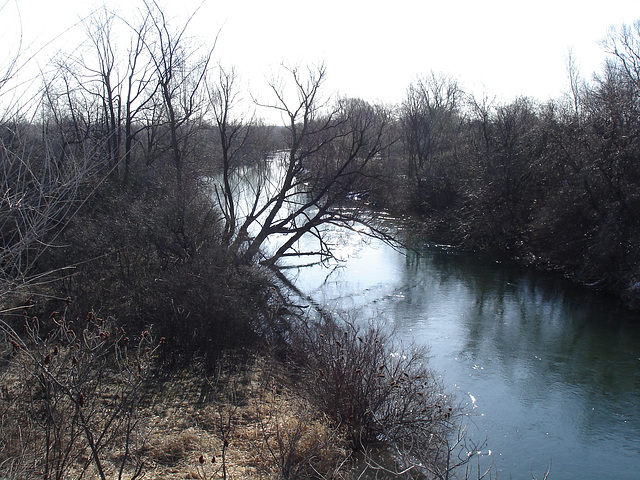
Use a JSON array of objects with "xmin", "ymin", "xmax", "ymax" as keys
[{"xmin": 0, "ymin": 298, "xmax": 158, "ymax": 480}]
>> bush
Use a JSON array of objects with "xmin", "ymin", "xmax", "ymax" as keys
[
  {"xmin": 30, "ymin": 156, "xmax": 288, "ymax": 373},
  {"xmin": 290, "ymin": 317, "xmax": 460, "ymax": 478},
  {"xmin": 0, "ymin": 301, "xmax": 157, "ymax": 480}
]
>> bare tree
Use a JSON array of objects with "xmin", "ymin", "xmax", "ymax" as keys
[
  {"xmin": 401, "ymin": 72, "xmax": 463, "ymax": 211},
  {"xmin": 214, "ymin": 63, "xmax": 394, "ymax": 268},
  {"xmin": 143, "ymin": 0, "xmax": 214, "ymax": 194},
  {"xmin": 118, "ymin": 0, "xmax": 217, "ymax": 261},
  {"xmin": 566, "ymin": 49, "xmax": 584, "ymax": 118},
  {"xmin": 207, "ymin": 65, "xmax": 256, "ymax": 248},
  {"xmin": 602, "ymin": 19, "xmax": 640, "ymax": 89},
  {"xmin": 84, "ymin": 8, "xmax": 122, "ymax": 172}
]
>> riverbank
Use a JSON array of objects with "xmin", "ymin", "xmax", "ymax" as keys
[
  {"xmin": 0, "ymin": 310, "xmax": 465, "ymax": 479},
  {"xmin": 0, "ymin": 352, "xmax": 351, "ymax": 479},
  {"xmin": 393, "ymin": 206, "xmax": 640, "ymax": 312}
]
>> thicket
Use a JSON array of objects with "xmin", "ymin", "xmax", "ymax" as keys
[
  {"xmin": 288, "ymin": 317, "xmax": 474, "ymax": 478},
  {"xmin": 368, "ymin": 22, "xmax": 640, "ymax": 309},
  {"xmin": 0, "ymin": 297, "xmax": 158, "ymax": 479}
]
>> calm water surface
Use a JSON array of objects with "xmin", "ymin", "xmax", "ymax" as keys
[{"xmin": 286, "ymin": 224, "xmax": 640, "ymax": 479}]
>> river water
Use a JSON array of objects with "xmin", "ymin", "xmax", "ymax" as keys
[{"xmin": 283, "ymin": 217, "xmax": 640, "ymax": 479}]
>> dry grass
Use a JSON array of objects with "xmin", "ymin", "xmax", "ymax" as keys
[
  {"xmin": 0, "ymin": 339, "xmax": 351, "ymax": 480},
  {"xmin": 130, "ymin": 357, "xmax": 350, "ymax": 480},
  {"xmin": 1, "ymin": 312, "xmax": 470, "ymax": 480}
]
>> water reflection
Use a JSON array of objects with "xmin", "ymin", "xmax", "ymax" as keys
[{"xmin": 293, "ymin": 232, "xmax": 640, "ymax": 479}]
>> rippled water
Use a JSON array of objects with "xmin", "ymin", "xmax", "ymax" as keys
[{"xmin": 287, "ymin": 224, "xmax": 640, "ymax": 479}]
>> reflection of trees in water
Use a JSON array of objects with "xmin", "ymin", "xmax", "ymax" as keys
[
  {"xmin": 407, "ymin": 246, "xmax": 640, "ymax": 434},
  {"xmin": 405, "ymin": 244, "xmax": 637, "ymax": 374},
  {"xmin": 302, "ymin": 222, "xmax": 640, "ymax": 476},
  {"xmin": 466, "ymin": 274, "xmax": 638, "ymax": 390}
]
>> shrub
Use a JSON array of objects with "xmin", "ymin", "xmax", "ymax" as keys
[
  {"xmin": 291, "ymin": 317, "xmax": 461, "ymax": 478},
  {"xmin": 0, "ymin": 300, "xmax": 157, "ymax": 480}
]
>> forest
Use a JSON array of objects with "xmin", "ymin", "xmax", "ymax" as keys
[{"xmin": 1, "ymin": 1, "xmax": 639, "ymax": 478}]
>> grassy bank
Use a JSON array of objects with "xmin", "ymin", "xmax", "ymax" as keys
[{"xmin": 1, "ymin": 307, "xmax": 468, "ymax": 479}]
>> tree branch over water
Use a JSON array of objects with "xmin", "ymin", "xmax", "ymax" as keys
[{"xmin": 211, "ymin": 63, "xmax": 398, "ymax": 268}]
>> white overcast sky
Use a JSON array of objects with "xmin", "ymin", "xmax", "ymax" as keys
[{"xmin": 4, "ymin": 0, "xmax": 640, "ymax": 112}]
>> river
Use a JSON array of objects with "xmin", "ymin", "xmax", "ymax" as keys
[{"xmin": 282, "ymin": 216, "xmax": 640, "ymax": 479}]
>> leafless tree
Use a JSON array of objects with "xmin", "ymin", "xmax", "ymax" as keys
[
  {"xmin": 403, "ymin": 73, "xmax": 462, "ymax": 173},
  {"xmin": 143, "ymin": 0, "xmax": 214, "ymax": 193},
  {"xmin": 566, "ymin": 49, "xmax": 584, "ymax": 118},
  {"xmin": 207, "ymin": 65, "xmax": 257, "ymax": 248},
  {"xmin": 401, "ymin": 72, "xmax": 464, "ymax": 210},
  {"xmin": 213, "ymin": 63, "xmax": 395, "ymax": 268},
  {"xmin": 80, "ymin": 5, "xmax": 160, "ymax": 184},
  {"xmin": 602, "ymin": 19, "xmax": 640, "ymax": 89}
]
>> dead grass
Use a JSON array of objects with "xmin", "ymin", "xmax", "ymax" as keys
[
  {"xmin": 1, "ymin": 313, "xmax": 468, "ymax": 480},
  {"xmin": 132, "ymin": 357, "xmax": 350, "ymax": 480},
  {"xmin": 0, "ymin": 348, "xmax": 351, "ymax": 480}
]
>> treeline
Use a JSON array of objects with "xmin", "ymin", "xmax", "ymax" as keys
[{"xmin": 364, "ymin": 23, "xmax": 640, "ymax": 309}]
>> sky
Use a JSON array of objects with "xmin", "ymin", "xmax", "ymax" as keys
[{"xmin": 3, "ymin": 0, "xmax": 640, "ymax": 116}]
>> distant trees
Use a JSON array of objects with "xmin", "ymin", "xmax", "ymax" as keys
[
  {"xmin": 374, "ymin": 22, "xmax": 640, "ymax": 308},
  {"xmin": 518, "ymin": 23, "xmax": 640, "ymax": 304},
  {"xmin": 603, "ymin": 19, "xmax": 640, "ymax": 89},
  {"xmin": 461, "ymin": 96, "xmax": 543, "ymax": 251},
  {"xmin": 401, "ymin": 73, "xmax": 463, "ymax": 212}
]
